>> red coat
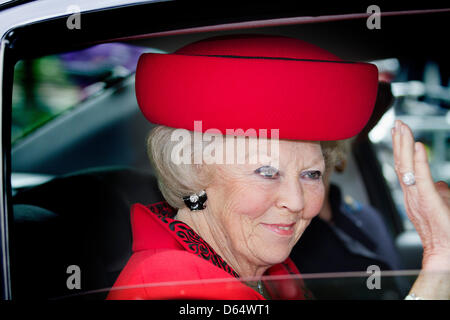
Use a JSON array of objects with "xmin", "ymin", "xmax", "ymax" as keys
[{"xmin": 107, "ymin": 201, "xmax": 311, "ymax": 300}]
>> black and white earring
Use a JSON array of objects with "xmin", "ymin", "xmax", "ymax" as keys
[{"xmin": 183, "ymin": 190, "xmax": 207, "ymax": 211}]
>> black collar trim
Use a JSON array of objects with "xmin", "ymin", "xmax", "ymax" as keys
[{"xmin": 146, "ymin": 201, "xmax": 240, "ymax": 279}]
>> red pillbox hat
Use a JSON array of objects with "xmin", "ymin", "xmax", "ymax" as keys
[{"xmin": 135, "ymin": 34, "xmax": 378, "ymax": 140}]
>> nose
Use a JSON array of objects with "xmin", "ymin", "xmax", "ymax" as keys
[{"xmin": 275, "ymin": 176, "xmax": 305, "ymax": 214}]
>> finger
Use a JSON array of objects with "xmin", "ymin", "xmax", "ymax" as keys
[
  {"xmin": 414, "ymin": 141, "xmax": 437, "ymax": 193},
  {"xmin": 392, "ymin": 120, "xmax": 415, "ymax": 189},
  {"xmin": 435, "ymin": 181, "xmax": 450, "ymax": 202},
  {"xmin": 398, "ymin": 122, "xmax": 415, "ymax": 180},
  {"xmin": 435, "ymin": 181, "xmax": 450, "ymax": 192},
  {"xmin": 392, "ymin": 120, "xmax": 402, "ymax": 173}
]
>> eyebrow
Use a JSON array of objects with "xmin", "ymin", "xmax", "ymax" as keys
[
  {"xmin": 302, "ymin": 155, "xmax": 326, "ymax": 169},
  {"xmin": 259, "ymin": 156, "xmax": 325, "ymax": 172}
]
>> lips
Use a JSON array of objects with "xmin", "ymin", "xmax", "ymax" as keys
[{"xmin": 260, "ymin": 222, "xmax": 296, "ymax": 236}]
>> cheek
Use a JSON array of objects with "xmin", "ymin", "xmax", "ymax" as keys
[
  {"xmin": 213, "ymin": 181, "xmax": 274, "ymax": 247},
  {"xmin": 223, "ymin": 185, "xmax": 274, "ymax": 224},
  {"xmin": 302, "ymin": 182, "xmax": 325, "ymax": 219},
  {"xmin": 212, "ymin": 170, "xmax": 274, "ymax": 221}
]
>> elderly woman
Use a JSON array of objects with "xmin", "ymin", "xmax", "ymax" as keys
[{"xmin": 107, "ymin": 35, "xmax": 450, "ymax": 300}]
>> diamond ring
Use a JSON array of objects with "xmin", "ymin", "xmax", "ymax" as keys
[{"xmin": 402, "ymin": 172, "xmax": 416, "ymax": 186}]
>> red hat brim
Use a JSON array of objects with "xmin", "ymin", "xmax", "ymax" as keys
[{"xmin": 135, "ymin": 36, "xmax": 378, "ymax": 141}]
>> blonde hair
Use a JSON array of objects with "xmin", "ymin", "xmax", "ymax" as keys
[
  {"xmin": 147, "ymin": 125, "xmax": 342, "ymax": 209},
  {"xmin": 321, "ymin": 139, "xmax": 352, "ymax": 174},
  {"xmin": 146, "ymin": 126, "xmax": 211, "ymax": 208}
]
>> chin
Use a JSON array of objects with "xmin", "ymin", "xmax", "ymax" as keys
[{"xmin": 259, "ymin": 245, "xmax": 292, "ymax": 266}]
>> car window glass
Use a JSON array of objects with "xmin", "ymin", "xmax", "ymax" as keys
[
  {"xmin": 369, "ymin": 58, "xmax": 450, "ymax": 230},
  {"xmin": 11, "ymin": 43, "xmax": 150, "ymax": 145},
  {"xmin": 54, "ymin": 270, "xmax": 447, "ymax": 300}
]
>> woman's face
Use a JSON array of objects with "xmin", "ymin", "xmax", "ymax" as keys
[{"xmin": 206, "ymin": 139, "xmax": 325, "ymax": 269}]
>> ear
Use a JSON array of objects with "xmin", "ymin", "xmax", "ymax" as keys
[{"xmin": 334, "ymin": 158, "xmax": 347, "ymax": 173}]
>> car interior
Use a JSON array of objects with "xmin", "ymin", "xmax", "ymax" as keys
[{"xmin": 3, "ymin": 3, "xmax": 448, "ymax": 299}]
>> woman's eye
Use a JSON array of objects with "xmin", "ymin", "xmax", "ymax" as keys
[
  {"xmin": 301, "ymin": 170, "xmax": 322, "ymax": 180},
  {"xmin": 255, "ymin": 166, "xmax": 279, "ymax": 179}
]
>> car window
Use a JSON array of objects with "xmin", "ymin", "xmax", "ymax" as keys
[
  {"xmin": 53, "ymin": 270, "xmax": 446, "ymax": 300},
  {"xmin": 11, "ymin": 42, "xmax": 150, "ymax": 145},
  {"xmin": 369, "ymin": 58, "xmax": 450, "ymax": 230},
  {"xmin": 5, "ymin": 2, "xmax": 449, "ymax": 302}
]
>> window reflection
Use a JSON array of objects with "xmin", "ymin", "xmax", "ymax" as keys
[{"xmin": 370, "ymin": 58, "xmax": 450, "ymax": 230}]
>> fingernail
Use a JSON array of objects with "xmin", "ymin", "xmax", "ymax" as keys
[
  {"xmin": 391, "ymin": 128, "xmax": 395, "ymax": 135},
  {"xmin": 395, "ymin": 120, "xmax": 400, "ymax": 131},
  {"xmin": 415, "ymin": 142, "xmax": 419, "ymax": 152},
  {"xmin": 400, "ymin": 124, "xmax": 405, "ymax": 135}
]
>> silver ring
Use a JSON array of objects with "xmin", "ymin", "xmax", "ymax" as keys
[{"xmin": 402, "ymin": 172, "xmax": 416, "ymax": 186}]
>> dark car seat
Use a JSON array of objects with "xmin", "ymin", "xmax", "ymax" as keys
[{"xmin": 11, "ymin": 166, "xmax": 164, "ymax": 300}]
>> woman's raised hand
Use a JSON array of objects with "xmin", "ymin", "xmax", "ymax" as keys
[
  {"xmin": 392, "ymin": 120, "xmax": 450, "ymax": 262},
  {"xmin": 392, "ymin": 120, "xmax": 450, "ymax": 299}
]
